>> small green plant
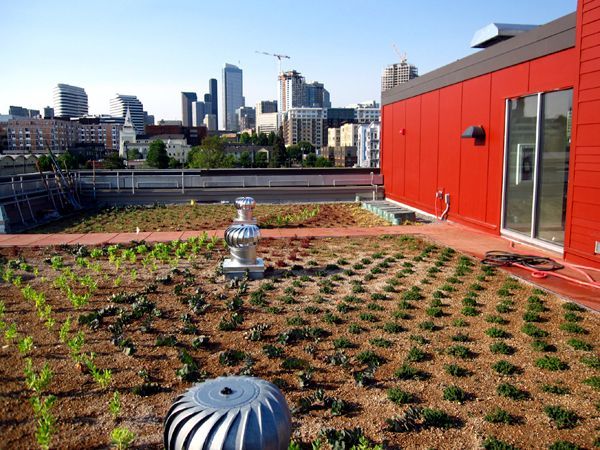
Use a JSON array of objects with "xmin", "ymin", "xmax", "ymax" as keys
[
  {"xmin": 109, "ymin": 391, "xmax": 121, "ymax": 420},
  {"xmin": 562, "ymin": 312, "xmax": 581, "ymax": 323},
  {"xmin": 540, "ymin": 383, "xmax": 570, "ymax": 395},
  {"xmin": 447, "ymin": 345, "xmax": 472, "ymax": 359},
  {"xmin": 484, "ymin": 407, "xmax": 515, "ymax": 425},
  {"xmin": 544, "ymin": 405, "xmax": 579, "ymax": 429},
  {"xmin": 406, "ymin": 346, "xmax": 427, "ymax": 362},
  {"xmin": 482, "ymin": 436, "xmax": 519, "ymax": 450},
  {"xmin": 583, "ymin": 376, "xmax": 600, "ymax": 390},
  {"xmin": 421, "ymin": 408, "xmax": 454, "ymax": 428},
  {"xmin": 387, "ymin": 387, "xmax": 414, "ymax": 405},
  {"xmin": 490, "ymin": 341, "xmax": 515, "ymax": 355},
  {"xmin": 383, "ymin": 322, "xmax": 404, "ymax": 334},
  {"xmin": 531, "ymin": 339, "xmax": 555, "ymax": 352},
  {"xmin": 348, "ymin": 323, "xmax": 362, "ymax": 334},
  {"xmin": 559, "ymin": 323, "xmax": 587, "ymax": 334},
  {"xmin": 418, "ymin": 320, "xmax": 437, "ymax": 331},
  {"xmin": 535, "ymin": 356, "xmax": 569, "ymax": 371},
  {"xmin": 581, "ymin": 354, "xmax": 600, "ymax": 369},
  {"xmin": 521, "ymin": 323, "xmax": 549, "ymax": 338},
  {"xmin": 443, "ymin": 385, "xmax": 468, "ymax": 403},
  {"xmin": 562, "ymin": 302, "xmax": 584, "ymax": 312},
  {"xmin": 547, "ymin": 441, "xmax": 583, "ymax": 450},
  {"xmin": 452, "ymin": 318, "xmax": 468, "ymax": 327},
  {"xmin": 110, "ymin": 427, "xmax": 136, "ymax": 450},
  {"xmin": 444, "ymin": 363, "xmax": 468, "ymax": 377},
  {"xmin": 486, "ymin": 315, "xmax": 508, "ymax": 325},
  {"xmin": 18, "ymin": 336, "xmax": 34, "ymax": 355},
  {"xmin": 370, "ymin": 337, "xmax": 392, "ymax": 348},
  {"xmin": 566, "ymin": 338, "xmax": 593, "ymax": 351},
  {"xmin": 497, "ymin": 382, "xmax": 528, "ymax": 400},
  {"xmin": 461, "ymin": 306, "xmax": 479, "ymax": 316},
  {"xmin": 356, "ymin": 350, "xmax": 384, "ymax": 367},
  {"xmin": 492, "ymin": 360, "xmax": 518, "ymax": 376},
  {"xmin": 485, "ymin": 327, "xmax": 510, "ymax": 339},
  {"xmin": 394, "ymin": 363, "xmax": 428, "ymax": 380},
  {"xmin": 24, "ymin": 358, "xmax": 53, "ymax": 393}
]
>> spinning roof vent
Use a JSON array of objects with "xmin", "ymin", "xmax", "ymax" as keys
[
  {"xmin": 164, "ymin": 376, "xmax": 291, "ymax": 450},
  {"xmin": 471, "ymin": 23, "xmax": 537, "ymax": 49},
  {"xmin": 223, "ymin": 197, "xmax": 265, "ymax": 279}
]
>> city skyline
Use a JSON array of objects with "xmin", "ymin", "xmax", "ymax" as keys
[{"xmin": 2, "ymin": 0, "xmax": 575, "ymax": 120}]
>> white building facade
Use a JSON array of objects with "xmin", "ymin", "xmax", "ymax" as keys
[
  {"xmin": 283, "ymin": 108, "xmax": 326, "ymax": 149},
  {"xmin": 53, "ymin": 84, "xmax": 88, "ymax": 118},
  {"xmin": 357, "ymin": 122, "xmax": 380, "ymax": 168},
  {"xmin": 110, "ymin": 94, "xmax": 145, "ymax": 135}
]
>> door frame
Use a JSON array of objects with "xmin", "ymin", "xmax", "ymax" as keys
[{"xmin": 500, "ymin": 94, "xmax": 565, "ymax": 254}]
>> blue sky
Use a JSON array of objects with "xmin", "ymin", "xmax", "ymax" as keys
[{"xmin": 2, "ymin": 0, "xmax": 576, "ymax": 121}]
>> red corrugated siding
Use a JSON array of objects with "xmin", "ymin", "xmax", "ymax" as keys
[
  {"xmin": 383, "ymin": 49, "xmax": 575, "ymax": 233},
  {"xmin": 565, "ymin": 0, "xmax": 600, "ymax": 267}
]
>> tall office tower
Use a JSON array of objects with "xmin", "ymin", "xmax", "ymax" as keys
[
  {"xmin": 305, "ymin": 81, "xmax": 331, "ymax": 108},
  {"xmin": 203, "ymin": 93, "xmax": 212, "ymax": 118},
  {"xmin": 257, "ymin": 100, "xmax": 278, "ymax": 114},
  {"xmin": 110, "ymin": 94, "xmax": 145, "ymax": 135},
  {"xmin": 381, "ymin": 57, "xmax": 418, "ymax": 91},
  {"xmin": 43, "ymin": 106, "xmax": 54, "ymax": 119},
  {"xmin": 181, "ymin": 92, "xmax": 197, "ymax": 127},
  {"xmin": 53, "ymin": 83, "xmax": 88, "ymax": 118},
  {"xmin": 236, "ymin": 106, "xmax": 256, "ymax": 131},
  {"xmin": 192, "ymin": 101, "xmax": 206, "ymax": 126},
  {"xmin": 256, "ymin": 101, "xmax": 279, "ymax": 135},
  {"xmin": 278, "ymin": 70, "xmax": 305, "ymax": 113},
  {"xmin": 221, "ymin": 64, "xmax": 244, "ymax": 130},
  {"xmin": 209, "ymin": 78, "xmax": 218, "ymax": 126}
]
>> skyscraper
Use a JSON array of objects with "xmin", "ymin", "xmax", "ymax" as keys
[
  {"xmin": 110, "ymin": 94, "xmax": 145, "ymax": 135},
  {"xmin": 209, "ymin": 78, "xmax": 218, "ymax": 126},
  {"xmin": 381, "ymin": 57, "xmax": 418, "ymax": 91},
  {"xmin": 221, "ymin": 64, "xmax": 244, "ymax": 130},
  {"xmin": 278, "ymin": 70, "xmax": 305, "ymax": 113},
  {"xmin": 181, "ymin": 92, "xmax": 197, "ymax": 127},
  {"xmin": 192, "ymin": 101, "xmax": 206, "ymax": 126},
  {"xmin": 305, "ymin": 82, "xmax": 331, "ymax": 108},
  {"xmin": 53, "ymin": 83, "xmax": 88, "ymax": 118}
]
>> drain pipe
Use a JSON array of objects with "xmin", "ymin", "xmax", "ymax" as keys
[{"xmin": 435, "ymin": 191, "xmax": 450, "ymax": 220}]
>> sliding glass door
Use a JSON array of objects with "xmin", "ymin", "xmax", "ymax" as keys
[{"xmin": 503, "ymin": 89, "xmax": 572, "ymax": 247}]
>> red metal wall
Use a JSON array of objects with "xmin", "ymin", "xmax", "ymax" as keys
[
  {"xmin": 565, "ymin": 0, "xmax": 600, "ymax": 267},
  {"xmin": 382, "ymin": 49, "xmax": 576, "ymax": 234}
]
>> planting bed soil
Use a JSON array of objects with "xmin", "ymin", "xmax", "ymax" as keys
[
  {"xmin": 0, "ymin": 235, "xmax": 598, "ymax": 449},
  {"xmin": 29, "ymin": 202, "xmax": 390, "ymax": 234}
]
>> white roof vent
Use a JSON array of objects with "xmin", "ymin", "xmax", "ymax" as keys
[{"xmin": 471, "ymin": 23, "xmax": 538, "ymax": 48}]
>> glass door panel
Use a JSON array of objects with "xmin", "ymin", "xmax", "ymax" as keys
[
  {"xmin": 535, "ymin": 90, "xmax": 572, "ymax": 245},
  {"xmin": 504, "ymin": 95, "xmax": 538, "ymax": 235}
]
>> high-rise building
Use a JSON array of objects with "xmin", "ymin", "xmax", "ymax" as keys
[
  {"xmin": 43, "ymin": 107, "xmax": 54, "ymax": 119},
  {"xmin": 209, "ymin": 78, "xmax": 218, "ymax": 126},
  {"xmin": 221, "ymin": 64, "xmax": 244, "ymax": 131},
  {"xmin": 381, "ymin": 57, "xmax": 418, "ymax": 91},
  {"xmin": 255, "ymin": 100, "xmax": 279, "ymax": 135},
  {"xmin": 257, "ymin": 100, "xmax": 278, "ymax": 114},
  {"xmin": 236, "ymin": 106, "xmax": 256, "ymax": 131},
  {"xmin": 305, "ymin": 82, "xmax": 331, "ymax": 108},
  {"xmin": 278, "ymin": 70, "xmax": 305, "ymax": 113},
  {"xmin": 192, "ymin": 101, "xmax": 206, "ymax": 127},
  {"xmin": 181, "ymin": 92, "xmax": 197, "ymax": 127},
  {"xmin": 110, "ymin": 94, "xmax": 145, "ymax": 135},
  {"xmin": 53, "ymin": 84, "xmax": 88, "ymax": 118}
]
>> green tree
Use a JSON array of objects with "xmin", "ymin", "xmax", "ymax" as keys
[
  {"xmin": 315, "ymin": 156, "xmax": 333, "ymax": 167},
  {"xmin": 239, "ymin": 151, "xmax": 253, "ymax": 168},
  {"xmin": 58, "ymin": 150, "xmax": 78, "ymax": 170},
  {"xmin": 168, "ymin": 157, "xmax": 181, "ymax": 168},
  {"xmin": 254, "ymin": 152, "xmax": 268, "ymax": 168},
  {"xmin": 127, "ymin": 148, "xmax": 142, "ymax": 160},
  {"xmin": 239, "ymin": 132, "xmax": 251, "ymax": 144},
  {"xmin": 36, "ymin": 155, "xmax": 52, "ymax": 171},
  {"xmin": 146, "ymin": 140, "xmax": 169, "ymax": 169},
  {"xmin": 270, "ymin": 128, "xmax": 286, "ymax": 168},
  {"xmin": 199, "ymin": 135, "xmax": 225, "ymax": 151},
  {"xmin": 257, "ymin": 133, "xmax": 269, "ymax": 146},
  {"xmin": 286, "ymin": 145, "xmax": 302, "ymax": 166},
  {"xmin": 267, "ymin": 131, "xmax": 276, "ymax": 146},
  {"xmin": 297, "ymin": 141, "xmax": 315, "ymax": 155},
  {"xmin": 103, "ymin": 152, "xmax": 125, "ymax": 169},
  {"xmin": 303, "ymin": 152, "xmax": 317, "ymax": 167},
  {"xmin": 188, "ymin": 147, "xmax": 235, "ymax": 168}
]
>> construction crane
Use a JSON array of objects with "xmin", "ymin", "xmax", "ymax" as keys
[
  {"xmin": 392, "ymin": 43, "xmax": 407, "ymax": 64},
  {"xmin": 255, "ymin": 51, "xmax": 291, "ymax": 74}
]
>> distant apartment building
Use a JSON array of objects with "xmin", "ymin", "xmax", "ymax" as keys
[
  {"xmin": 357, "ymin": 122, "xmax": 380, "ymax": 168},
  {"xmin": 110, "ymin": 94, "xmax": 145, "ymax": 135},
  {"xmin": 323, "ymin": 123, "xmax": 358, "ymax": 167},
  {"xmin": 181, "ymin": 92, "xmax": 197, "ymax": 127},
  {"xmin": 381, "ymin": 58, "xmax": 418, "ymax": 92},
  {"xmin": 283, "ymin": 107, "xmax": 326, "ymax": 149},
  {"xmin": 43, "ymin": 107, "xmax": 54, "ymax": 119},
  {"xmin": 53, "ymin": 84, "xmax": 88, "ymax": 118},
  {"xmin": 6, "ymin": 116, "xmax": 122, "ymax": 154},
  {"xmin": 9, "ymin": 106, "xmax": 40, "ymax": 118},
  {"xmin": 278, "ymin": 71, "xmax": 330, "ymax": 113},
  {"xmin": 355, "ymin": 105, "xmax": 381, "ymax": 123},
  {"xmin": 236, "ymin": 106, "xmax": 256, "ymax": 131},
  {"xmin": 327, "ymin": 127, "xmax": 340, "ymax": 147},
  {"xmin": 222, "ymin": 64, "xmax": 244, "ymax": 131}
]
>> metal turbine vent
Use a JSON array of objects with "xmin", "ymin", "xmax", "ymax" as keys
[
  {"xmin": 164, "ymin": 376, "xmax": 291, "ymax": 450},
  {"xmin": 234, "ymin": 197, "xmax": 257, "ymax": 224}
]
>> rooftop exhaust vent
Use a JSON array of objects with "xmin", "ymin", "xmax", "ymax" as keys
[{"xmin": 470, "ymin": 23, "xmax": 538, "ymax": 49}]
